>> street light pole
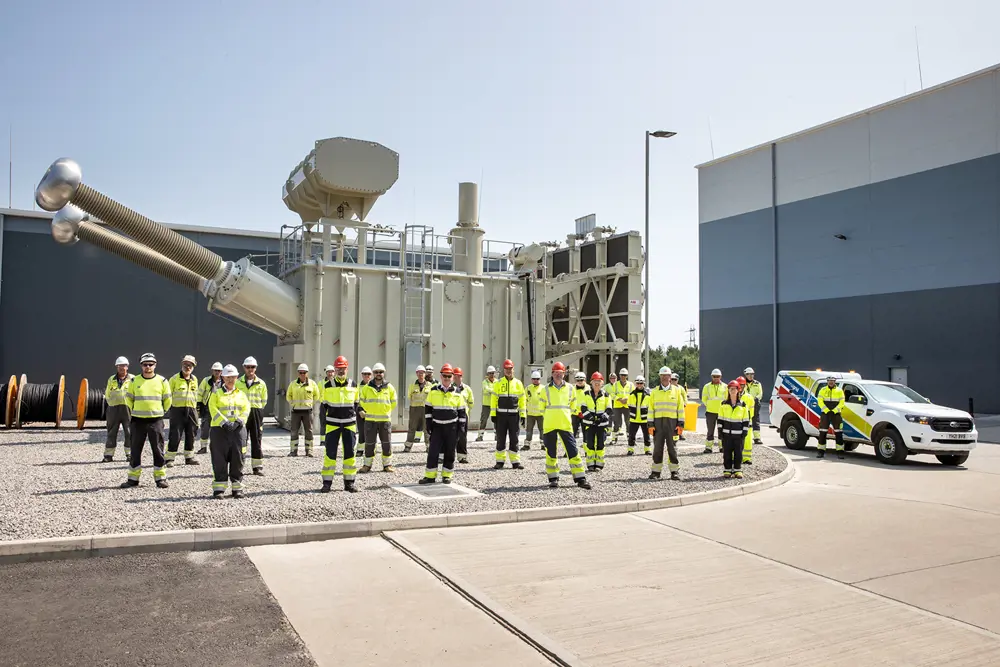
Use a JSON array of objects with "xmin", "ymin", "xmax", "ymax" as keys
[{"xmin": 644, "ymin": 129, "xmax": 676, "ymax": 379}]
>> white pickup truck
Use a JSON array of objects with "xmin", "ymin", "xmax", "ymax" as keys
[{"xmin": 769, "ymin": 370, "xmax": 977, "ymax": 466}]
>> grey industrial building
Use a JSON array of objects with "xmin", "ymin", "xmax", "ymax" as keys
[{"xmin": 698, "ymin": 63, "xmax": 1000, "ymax": 413}]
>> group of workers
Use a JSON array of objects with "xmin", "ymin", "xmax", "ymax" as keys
[{"xmin": 102, "ymin": 351, "xmax": 767, "ymax": 498}]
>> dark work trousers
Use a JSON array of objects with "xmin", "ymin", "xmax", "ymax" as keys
[
  {"xmin": 652, "ymin": 417, "xmax": 679, "ymax": 474},
  {"xmin": 166, "ymin": 406, "xmax": 197, "ymax": 462},
  {"xmin": 456, "ymin": 417, "xmax": 469, "ymax": 459},
  {"xmin": 524, "ymin": 415, "xmax": 543, "ymax": 443},
  {"xmin": 817, "ymin": 412, "xmax": 844, "ymax": 451},
  {"xmin": 478, "ymin": 404, "xmax": 492, "ymax": 432},
  {"xmin": 128, "ymin": 417, "xmax": 167, "ymax": 482},
  {"xmin": 494, "ymin": 414, "xmax": 521, "ymax": 462},
  {"xmin": 406, "ymin": 405, "xmax": 425, "ymax": 444},
  {"xmin": 627, "ymin": 420, "xmax": 651, "ymax": 453},
  {"xmin": 323, "ymin": 428, "xmax": 357, "ymax": 483},
  {"xmin": 210, "ymin": 424, "xmax": 245, "ymax": 492},
  {"xmin": 583, "ymin": 426, "xmax": 607, "ymax": 469},
  {"xmin": 198, "ymin": 405, "xmax": 211, "ymax": 447},
  {"xmin": 613, "ymin": 407, "xmax": 628, "ymax": 433},
  {"xmin": 364, "ymin": 421, "xmax": 392, "ymax": 467},
  {"xmin": 246, "ymin": 407, "xmax": 264, "ymax": 469},
  {"xmin": 289, "ymin": 410, "xmax": 314, "ymax": 453},
  {"xmin": 543, "ymin": 430, "xmax": 586, "ymax": 482},
  {"xmin": 751, "ymin": 398, "xmax": 761, "ymax": 437},
  {"xmin": 356, "ymin": 414, "xmax": 366, "ymax": 456},
  {"xmin": 104, "ymin": 405, "xmax": 131, "ymax": 459},
  {"xmin": 426, "ymin": 423, "xmax": 458, "ymax": 480},
  {"xmin": 721, "ymin": 433, "xmax": 744, "ymax": 472},
  {"xmin": 705, "ymin": 412, "xmax": 719, "ymax": 449},
  {"xmin": 572, "ymin": 414, "xmax": 582, "ymax": 439}
]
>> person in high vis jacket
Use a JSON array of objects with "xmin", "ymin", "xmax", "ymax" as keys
[
  {"xmin": 356, "ymin": 366, "xmax": 372, "ymax": 458},
  {"xmin": 237, "ymin": 357, "xmax": 268, "ymax": 474},
  {"xmin": 404, "ymin": 365, "xmax": 431, "ymax": 452},
  {"xmin": 523, "ymin": 369, "xmax": 545, "ymax": 450},
  {"xmin": 737, "ymin": 376, "xmax": 756, "ymax": 464},
  {"xmin": 166, "ymin": 355, "xmax": 200, "ymax": 466},
  {"xmin": 718, "ymin": 380, "xmax": 751, "ymax": 479},
  {"xmin": 540, "ymin": 362, "xmax": 591, "ymax": 489},
  {"xmin": 421, "ymin": 364, "xmax": 466, "ymax": 484},
  {"xmin": 208, "ymin": 364, "xmax": 251, "ymax": 498},
  {"xmin": 671, "ymin": 373, "xmax": 687, "ymax": 442},
  {"xmin": 453, "ymin": 368, "xmax": 474, "ymax": 463},
  {"xmin": 286, "ymin": 363, "xmax": 321, "ymax": 457},
  {"xmin": 359, "ymin": 362, "xmax": 397, "ymax": 472},
  {"xmin": 425, "ymin": 365, "xmax": 438, "ymax": 388},
  {"xmin": 319, "ymin": 355, "xmax": 359, "ymax": 493},
  {"xmin": 476, "ymin": 366, "xmax": 497, "ymax": 441},
  {"xmin": 490, "ymin": 359, "xmax": 526, "ymax": 469},
  {"xmin": 319, "ymin": 364, "xmax": 336, "ymax": 429},
  {"xmin": 743, "ymin": 367, "xmax": 764, "ymax": 444},
  {"xmin": 816, "ymin": 375, "xmax": 846, "ymax": 459},
  {"xmin": 610, "ymin": 369, "xmax": 633, "ymax": 441},
  {"xmin": 626, "ymin": 375, "xmax": 652, "ymax": 455},
  {"xmin": 122, "ymin": 352, "xmax": 172, "ymax": 489},
  {"xmin": 103, "ymin": 356, "xmax": 134, "ymax": 462},
  {"xmin": 572, "ymin": 372, "xmax": 588, "ymax": 439},
  {"xmin": 701, "ymin": 369, "xmax": 727, "ymax": 453},
  {"xmin": 648, "ymin": 366, "xmax": 684, "ymax": 481},
  {"xmin": 580, "ymin": 372, "xmax": 613, "ymax": 472},
  {"xmin": 196, "ymin": 362, "xmax": 223, "ymax": 455}
]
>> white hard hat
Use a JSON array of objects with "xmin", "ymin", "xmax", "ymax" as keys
[
  {"xmin": 372, "ymin": 362, "xmax": 386, "ymax": 372},
  {"xmin": 711, "ymin": 368, "xmax": 722, "ymax": 376},
  {"xmin": 182, "ymin": 354, "xmax": 197, "ymax": 366},
  {"xmin": 671, "ymin": 372, "xmax": 679, "ymax": 380},
  {"xmin": 744, "ymin": 367, "xmax": 755, "ymax": 374},
  {"xmin": 325, "ymin": 364, "xmax": 335, "ymax": 372},
  {"xmin": 211, "ymin": 362, "xmax": 223, "ymax": 371},
  {"xmin": 361, "ymin": 366, "xmax": 372, "ymax": 374},
  {"xmin": 486, "ymin": 365, "xmax": 496, "ymax": 373},
  {"xmin": 222, "ymin": 364, "xmax": 239, "ymax": 377},
  {"xmin": 115, "ymin": 356, "xmax": 129, "ymax": 366},
  {"xmin": 619, "ymin": 368, "xmax": 628, "ymax": 375},
  {"xmin": 635, "ymin": 375, "xmax": 646, "ymax": 383},
  {"xmin": 425, "ymin": 364, "xmax": 434, "ymax": 371},
  {"xmin": 575, "ymin": 372, "xmax": 586, "ymax": 380},
  {"xmin": 243, "ymin": 356, "xmax": 258, "ymax": 367},
  {"xmin": 297, "ymin": 363, "xmax": 309, "ymax": 372},
  {"xmin": 659, "ymin": 366, "xmax": 671, "ymax": 376},
  {"xmin": 416, "ymin": 365, "xmax": 426, "ymax": 372},
  {"xmin": 139, "ymin": 352, "xmax": 156, "ymax": 364},
  {"xmin": 530, "ymin": 370, "xmax": 542, "ymax": 379}
]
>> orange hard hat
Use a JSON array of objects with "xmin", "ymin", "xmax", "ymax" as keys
[
  {"xmin": 440, "ymin": 363, "xmax": 454, "ymax": 375},
  {"xmin": 591, "ymin": 372, "xmax": 604, "ymax": 381},
  {"xmin": 453, "ymin": 367, "xmax": 463, "ymax": 376},
  {"xmin": 503, "ymin": 359, "xmax": 514, "ymax": 369},
  {"xmin": 551, "ymin": 362, "xmax": 566, "ymax": 372},
  {"xmin": 728, "ymin": 380, "xmax": 739, "ymax": 388},
  {"xmin": 737, "ymin": 376, "xmax": 746, "ymax": 386},
  {"xmin": 334, "ymin": 355, "xmax": 349, "ymax": 369}
]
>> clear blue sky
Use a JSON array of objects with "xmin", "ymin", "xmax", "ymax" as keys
[{"xmin": 2, "ymin": 0, "xmax": 999, "ymax": 346}]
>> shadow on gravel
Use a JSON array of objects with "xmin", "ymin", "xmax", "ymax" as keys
[
  {"xmin": 35, "ymin": 486, "xmax": 122, "ymax": 495},
  {"xmin": 34, "ymin": 461, "xmax": 102, "ymax": 467}
]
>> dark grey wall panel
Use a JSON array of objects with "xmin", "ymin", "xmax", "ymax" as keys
[
  {"xmin": 699, "ymin": 303, "xmax": 773, "ymax": 388},
  {"xmin": 0, "ymin": 230, "xmax": 277, "ymax": 416},
  {"xmin": 698, "ymin": 208, "xmax": 774, "ymax": 310}
]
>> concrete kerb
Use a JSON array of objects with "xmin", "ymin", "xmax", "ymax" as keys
[{"xmin": 0, "ymin": 447, "xmax": 796, "ymax": 565}]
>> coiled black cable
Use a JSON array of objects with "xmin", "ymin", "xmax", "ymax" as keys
[
  {"xmin": 81, "ymin": 388, "xmax": 107, "ymax": 421},
  {"xmin": 17, "ymin": 382, "xmax": 62, "ymax": 425}
]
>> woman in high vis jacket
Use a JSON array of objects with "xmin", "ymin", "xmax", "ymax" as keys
[
  {"xmin": 580, "ymin": 372, "xmax": 613, "ymax": 472},
  {"xmin": 208, "ymin": 365, "xmax": 251, "ymax": 498},
  {"xmin": 421, "ymin": 365, "xmax": 466, "ymax": 484},
  {"xmin": 718, "ymin": 380, "xmax": 750, "ymax": 479}
]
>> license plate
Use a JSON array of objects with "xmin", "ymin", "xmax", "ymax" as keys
[{"xmin": 943, "ymin": 432, "xmax": 973, "ymax": 439}]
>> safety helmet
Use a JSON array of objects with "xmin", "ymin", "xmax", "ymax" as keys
[
  {"xmin": 486, "ymin": 365, "xmax": 497, "ymax": 374},
  {"xmin": 619, "ymin": 368, "xmax": 628, "ymax": 375},
  {"xmin": 728, "ymin": 380, "xmax": 740, "ymax": 388},
  {"xmin": 659, "ymin": 366, "xmax": 671, "ymax": 376},
  {"xmin": 635, "ymin": 375, "xmax": 645, "ymax": 383},
  {"xmin": 591, "ymin": 372, "xmax": 604, "ymax": 382},
  {"xmin": 737, "ymin": 376, "xmax": 747, "ymax": 386},
  {"xmin": 182, "ymin": 355, "xmax": 197, "ymax": 366},
  {"xmin": 671, "ymin": 373, "xmax": 679, "ymax": 380},
  {"xmin": 711, "ymin": 368, "xmax": 722, "ymax": 377},
  {"xmin": 575, "ymin": 372, "xmax": 586, "ymax": 381},
  {"xmin": 744, "ymin": 367, "xmax": 755, "ymax": 375},
  {"xmin": 115, "ymin": 356, "xmax": 129, "ymax": 366},
  {"xmin": 297, "ymin": 363, "xmax": 309, "ymax": 372},
  {"xmin": 530, "ymin": 370, "xmax": 542, "ymax": 379},
  {"xmin": 440, "ymin": 363, "xmax": 454, "ymax": 375},
  {"xmin": 211, "ymin": 362, "xmax": 223, "ymax": 371},
  {"xmin": 334, "ymin": 355, "xmax": 349, "ymax": 369},
  {"xmin": 454, "ymin": 367, "xmax": 463, "ymax": 376},
  {"xmin": 416, "ymin": 365, "xmax": 426, "ymax": 373},
  {"xmin": 325, "ymin": 365, "xmax": 335, "ymax": 372},
  {"xmin": 222, "ymin": 364, "xmax": 239, "ymax": 377},
  {"xmin": 361, "ymin": 366, "xmax": 372, "ymax": 374},
  {"xmin": 609, "ymin": 372, "xmax": 618, "ymax": 378},
  {"xmin": 552, "ymin": 362, "xmax": 566, "ymax": 372},
  {"xmin": 372, "ymin": 362, "xmax": 386, "ymax": 372},
  {"xmin": 425, "ymin": 365, "xmax": 435, "ymax": 371},
  {"xmin": 139, "ymin": 352, "xmax": 156, "ymax": 364},
  {"xmin": 503, "ymin": 359, "xmax": 514, "ymax": 369},
  {"xmin": 827, "ymin": 375, "xmax": 837, "ymax": 382},
  {"xmin": 243, "ymin": 356, "xmax": 258, "ymax": 367}
]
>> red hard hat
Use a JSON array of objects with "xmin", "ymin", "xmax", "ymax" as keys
[
  {"xmin": 551, "ymin": 362, "xmax": 566, "ymax": 372},
  {"xmin": 453, "ymin": 367, "xmax": 463, "ymax": 376},
  {"xmin": 737, "ymin": 376, "xmax": 746, "ymax": 386},
  {"xmin": 334, "ymin": 355, "xmax": 349, "ymax": 369},
  {"xmin": 728, "ymin": 380, "xmax": 739, "ymax": 388},
  {"xmin": 440, "ymin": 363, "xmax": 454, "ymax": 375},
  {"xmin": 591, "ymin": 372, "xmax": 604, "ymax": 381},
  {"xmin": 503, "ymin": 359, "xmax": 514, "ymax": 369}
]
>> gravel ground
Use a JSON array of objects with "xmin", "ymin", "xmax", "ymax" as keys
[{"xmin": 0, "ymin": 422, "xmax": 786, "ymax": 541}]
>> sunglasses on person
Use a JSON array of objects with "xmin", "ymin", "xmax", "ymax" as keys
[
  {"xmin": 441, "ymin": 373, "xmax": 453, "ymax": 379},
  {"xmin": 141, "ymin": 362, "xmax": 155, "ymax": 367}
]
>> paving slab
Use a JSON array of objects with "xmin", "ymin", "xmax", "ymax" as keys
[
  {"xmin": 246, "ymin": 537, "xmax": 552, "ymax": 667},
  {"xmin": 395, "ymin": 515, "xmax": 1000, "ymax": 666}
]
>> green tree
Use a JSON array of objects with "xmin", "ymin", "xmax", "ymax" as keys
[{"xmin": 648, "ymin": 344, "xmax": 700, "ymax": 389}]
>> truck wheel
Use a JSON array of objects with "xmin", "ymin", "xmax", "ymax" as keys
[
  {"xmin": 936, "ymin": 454, "xmax": 969, "ymax": 467},
  {"xmin": 874, "ymin": 428, "xmax": 908, "ymax": 465},
  {"xmin": 781, "ymin": 417, "xmax": 808, "ymax": 450},
  {"xmin": 844, "ymin": 442, "xmax": 859, "ymax": 452}
]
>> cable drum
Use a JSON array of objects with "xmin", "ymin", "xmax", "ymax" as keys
[
  {"xmin": 75, "ymin": 378, "xmax": 107, "ymax": 429},
  {"xmin": 1, "ymin": 375, "xmax": 16, "ymax": 428},
  {"xmin": 16, "ymin": 375, "xmax": 66, "ymax": 428}
]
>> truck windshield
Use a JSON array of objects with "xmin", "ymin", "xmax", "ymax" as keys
[{"xmin": 864, "ymin": 383, "xmax": 930, "ymax": 404}]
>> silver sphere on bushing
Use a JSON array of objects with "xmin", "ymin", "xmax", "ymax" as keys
[
  {"xmin": 35, "ymin": 158, "xmax": 82, "ymax": 212},
  {"xmin": 51, "ymin": 203, "xmax": 87, "ymax": 245}
]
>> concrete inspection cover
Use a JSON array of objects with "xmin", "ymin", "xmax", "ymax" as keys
[{"xmin": 392, "ymin": 482, "xmax": 482, "ymax": 502}]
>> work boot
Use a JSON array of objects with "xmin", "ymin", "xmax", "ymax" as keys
[
  {"xmin": 626, "ymin": 450, "xmax": 634, "ymax": 456},
  {"xmin": 679, "ymin": 434, "xmax": 686, "ymax": 441},
  {"xmin": 360, "ymin": 465, "xmax": 372, "ymax": 473},
  {"xmin": 648, "ymin": 471, "xmax": 661, "ymax": 480},
  {"xmin": 576, "ymin": 479, "xmax": 592, "ymax": 490},
  {"xmin": 816, "ymin": 450, "xmax": 825, "ymax": 458},
  {"xmin": 403, "ymin": 442, "xmax": 413, "ymax": 453},
  {"xmin": 356, "ymin": 450, "xmax": 364, "ymax": 459},
  {"xmin": 320, "ymin": 481, "xmax": 332, "ymax": 493},
  {"xmin": 442, "ymin": 477, "xmax": 452, "ymax": 485},
  {"xmin": 644, "ymin": 450, "xmax": 652, "ymax": 456},
  {"xmin": 120, "ymin": 479, "xmax": 139, "ymax": 488},
  {"xmin": 734, "ymin": 471, "xmax": 744, "ymax": 479},
  {"xmin": 288, "ymin": 451, "xmax": 298, "ymax": 457},
  {"xmin": 458, "ymin": 455, "xmax": 469, "ymax": 464},
  {"xmin": 475, "ymin": 433, "xmax": 484, "ymax": 442},
  {"xmin": 837, "ymin": 451, "xmax": 845, "ymax": 460},
  {"xmin": 213, "ymin": 490, "xmax": 225, "ymax": 499},
  {"xmin": 418, "ymin": 477, "xmax": 435, "ymax": 485},
  {"xmin": 548, "ymin": 479, "xmax": 559, "ymax": 488},
  {"xmin": 521, "ymin": 443, "xmax": 531, "ymax": 451},
  {"xmin": 703, "ymin": 447, "xmax": 713, "ymax": 454},
  {"xmin": 512, "ymin": 462, "xmax": 524, "ymax": 470},
  {"xmin": 102, "ymin": 455, "xmax": 114, "ymax": 463},
  {"xmin": 754, "ymin": 438, "xmax": 763, "ymax": 445},
  {"xmin": 197, "ymin": 446, "xmax": 208, "ymax": 455},
  {"xmin": 305, "ymin": 450, "xmax": 314, "ymax": 458},
  {"xmin": 494, "ymin": 462, "xmax": 504, "ymax": 470},
  {"xmin": 723, "ymin": 471, "xmax": 732, "ymax": 479},
  {"xmin": 232, "ymin": 489, "xmax": 244, "ymax": 499},
  {"xmin": 587, "ymin": 464, "xmax": 596, "ymax": 472},
  {"xmin": 670, "ymin": 471, "xmax": 680, "ymax": 481},
  {"xmin": 165, "ymin": 461, "xmax": 175, "ymax": 468},
  {"xmin": 185, "ymin": 458, "xmax": 200, "ymax": 465},
  {"xmin": 156, "ymin": 480, "xmax": 169, "ymax": 489},
  {"xmin": 743, "ymin": 460, "xmax": 753, "ymax": 466},
  {"xmin": 253, "ymin": 468, "xmax": 264, "ymax": 476},
  {"xmin": 383, "ymin": 465, "xmax": 395, "ymax": 473}
]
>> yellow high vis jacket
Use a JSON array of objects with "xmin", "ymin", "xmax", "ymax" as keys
[
  {"xmin": 701, "ymin": 381, "xmax": 727, "ymax": 415},
  {"xmin": 540, "ymin": 381, "xmax": 576, "ymax": 433},
  {"xmin": 208, "ymin": 385, "xmax": 251, "ymax": 427},
  {"xmin": 198, "ymin": 377, "xmax": 221, "ymax": 407},
  {"xmin": 573, "ymin": 384, "xmax": 588, "ymax": 416},
  {"xmin": 323, "ymin": 377, "xmax": 359, "ymax": 432},
  {"xmin": 286, "ymin": 378, "xmax": 321, "ymax": 411},
  {"xmin": 424, "ymin": 384, "xmax": 467, "ymax": 427},
  {"xmin": 525, "ymin": 383, "xmax": 546, "ymax": 417},
  {"xmin": 407, "ymin": 380, "xmax": 431, "ymax": 408},
  {"xmin": 455, "ymin": 383, "xmax": 474, "ymax": 417},
  {"xmin": 237, "ymin": 375, "xmax": 268, "ymax": 410},
  {"xmin": 168, "ymin": 373, "xmax": 199, "ymax": 409},
  {"xmin": 580, "ymin": 390, "xmax": 612, "ymax": 428},
  {"xmin": 126, "ymin": 374, "xmax": 172, "ymax": 419},
  {"xmin": 105, "ymin": 374, "xmax": 134, "ymax": 408},
  {"xmin": 611, "ymin": 380, "xmax": 634, "ymax": 409},
  {"xmin": 359, "ymin": 381, "xmax": 397, "ymax": 422},
  {"xmin": 744, "ymin": 379, "xmax": 764, "ymax": 402},
  {"xmin": 490, "ymin": 376, "xmax": 526, "ymax": 418},
  {"xmin": 648, "ymin": 383, "xmax": 684, "ymax": 422},
  {"xmin": 627, "ymin": 389, "xmax": 651, "ymax": 423},
  {"xmin": 817, "ymin": 385, "xmax": 845, "ymax": 414},
  {"xmin": 717, "ymin": 399, "xmax": 751, "ymax": 440}
]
